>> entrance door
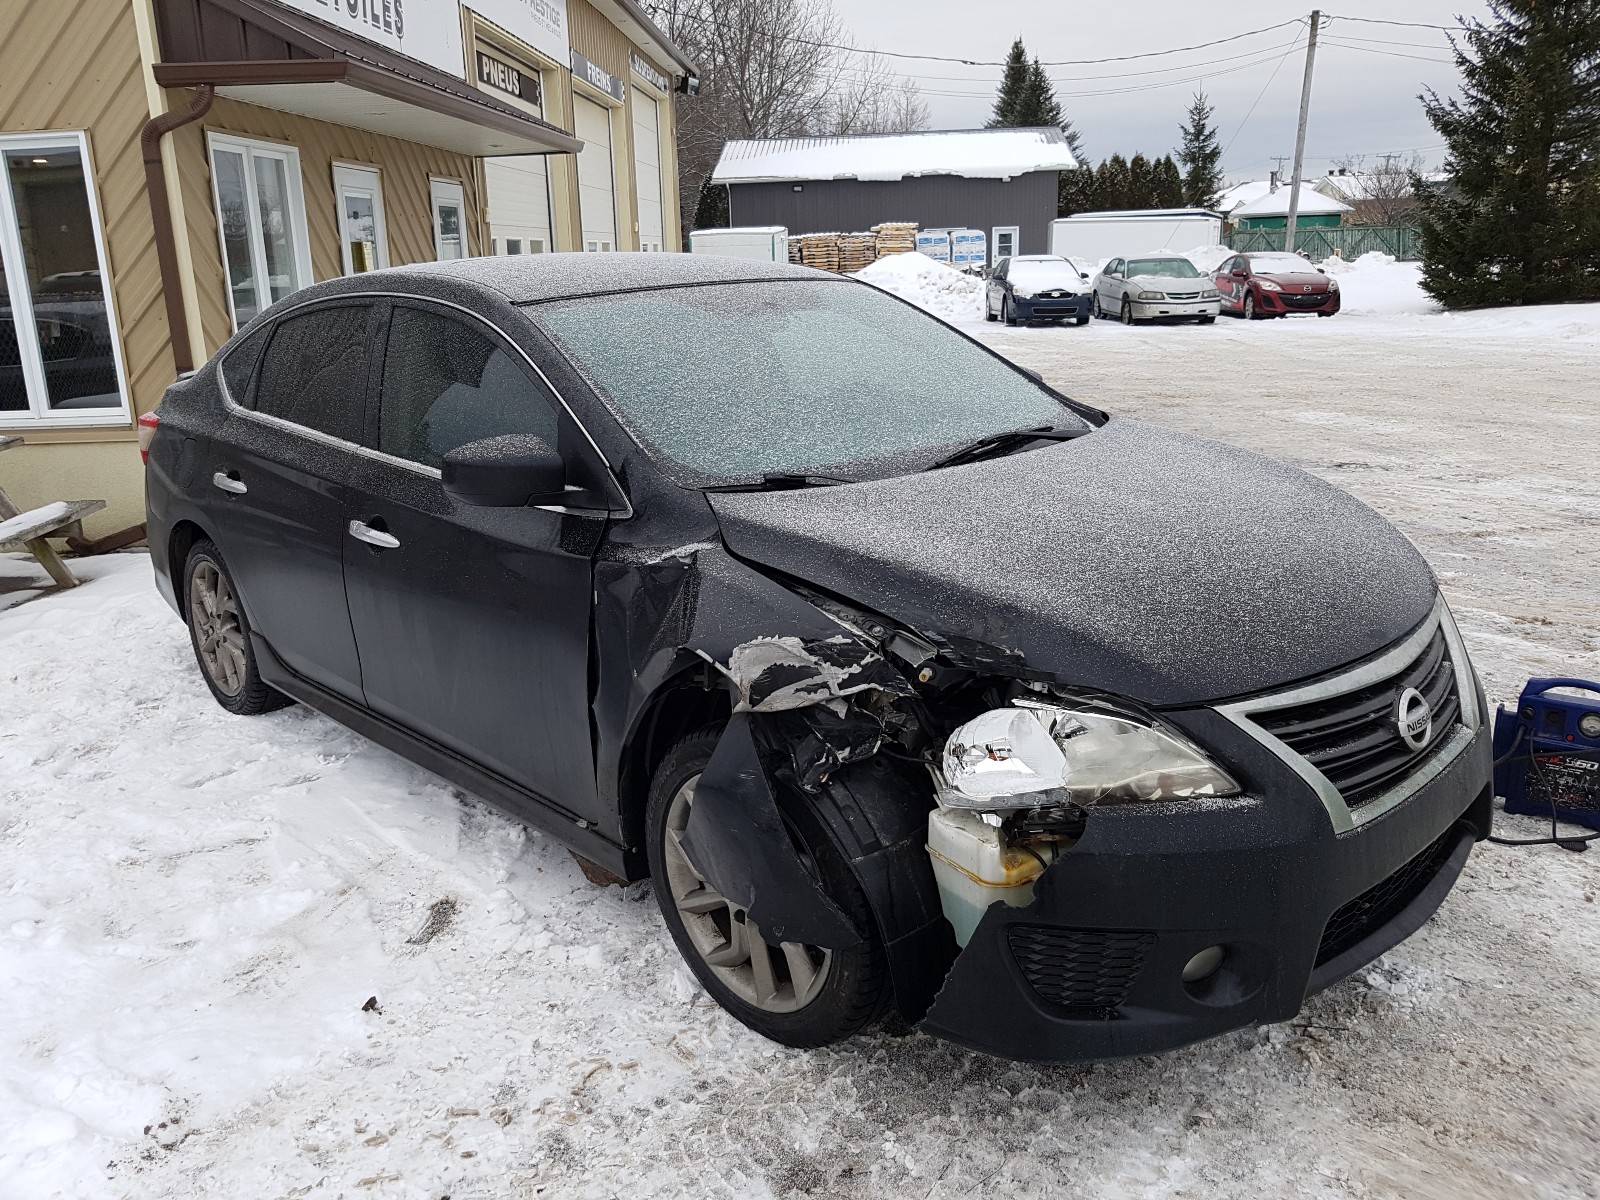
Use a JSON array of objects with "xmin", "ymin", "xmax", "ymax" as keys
[
  {"xmin": 430, "ymin": 179, "xmax": 467, "ymax": 260},
  {"xmin": 632, "ymin": 92, "xmax": 665, "ymax": 251},
  {"xmin": 341, "ymin": 300, "xmax": 602, "ymax": 819},
  {"xmin": 333, "ymin": 164, "xmax": 389, "ymax": 275},
  {"xmin": 574, "ymin": 96, "xmax": 617, "ymax": 252},
  {"xmin": 992, "ymin": 226, "xmax": 1019, "ymax": 262}
]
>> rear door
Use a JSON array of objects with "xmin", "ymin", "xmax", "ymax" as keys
[
  {"xmin": 341, "ymin": 300, "xmax": 604, "ymax": 821},
  {"xmin": 207, "ymin": 301, "xmax": 377, "ymax": 700}
]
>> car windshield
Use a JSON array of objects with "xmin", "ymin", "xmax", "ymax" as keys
[
  {"xmin": 1008, "ymin": 260, "xmax": 1080, "ymax": 290},
  {"xmin": 1248, "ymin": 254, "xmax": 1316, "ymax": 273},
  {"xmin": 531, "ymin": 280, "xmax": 1085, "ymax": 483},
  {"xmin": 1126, "ymin": 258, "xmax": 1202, "ymax": 279}
]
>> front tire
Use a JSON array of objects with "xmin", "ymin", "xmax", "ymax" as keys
[
  {"xmin": 646, "ymin": 728, "xmax": 887, "ymax": 1048},
  {"xmin": 1120, "ymin": 297, "xmax": 1134, "ymax": 325},
  {"xmin": 183, "ymin": 540, "xmax": 291, "ymax": 716},
  {"xmin": 1198, "ymin": 315, "xmax": 1216, "ymax": 325},
  {"xmin": 1002, "ymin": 298, "xmax": 1018, "ymax": 326},
  {"xmin": 1244, "ymin": 293, "xmax": 1258, "ymax": 320},
  {"xmin": 1075, "ymin": 313, "xmax": 1090, "ymax": 326}
]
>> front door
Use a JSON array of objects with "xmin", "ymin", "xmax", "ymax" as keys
[
  {"xmin": 333, "ymin": 164, "xmax": 389, "ymax": 275},
  {"xmin": 992, "ymin": 226, "xmax": 1019, "ymax": 262},
  {"xmin": 430, "ymin": 179, "xmax": 466, "ymax": 260},
  {"xmin": 207, "ymin": 301, "xmax": 378, "ymax": 700},
  {"xmin": 341, "ymin": 300, "xmax": 602, "ymax": 820}
]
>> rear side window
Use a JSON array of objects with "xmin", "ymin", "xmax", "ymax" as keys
[
  {"xmin": 252, "ymin": 304, "xmax": 372, "ymax": 443},
  {"xmin": 219, "ymin": 322, "xmax": 270, "ymax": 406},
  {"xmin": 377, "ymin": 305, "xmax": 559, "ymax": 470}
]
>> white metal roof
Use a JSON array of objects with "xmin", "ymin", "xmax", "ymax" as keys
[
  {"xmin": 710, "ymin": 127, "xmax": 1077, "ymax": 185},
  {"xmin": 1231, "ymin": 183, "xmax": 1352, "ymax": 218},
  {"xmin": 1064, "ymin": 208, "xmax": 1222, "ymax": 221}
]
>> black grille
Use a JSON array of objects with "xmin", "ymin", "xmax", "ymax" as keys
[
  {"xmin": 1253, "ymin": 626, "xmax": 1461, "ymax": 809},
  {"xmin": 1008, "ymin": 926, "xmax": 1156, "ymax": 1013},
  {"xmin": 1281, "ymin": 291, "xmax": 1333, "ymax": 308},
  {"xmin": 1316, "ymin": 826, "xmax": 1462, "ymax": 966}
]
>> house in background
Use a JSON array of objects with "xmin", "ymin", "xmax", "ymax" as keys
[
  {"xmin": 708, "ymin": 128, "xmax": 1079, "ymax": 262},
  {"xmin": 1312, "ymin": 167, "xmax": 1446, "ymax": 227},
  {"xmin": 0, "ymin": 0, "xmax": 693, "ymax": 539},
  {"xmin": 1224, "ymin": 183, "xmax": 1352, "ymax": 234}
]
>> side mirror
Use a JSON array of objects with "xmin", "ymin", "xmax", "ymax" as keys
[
  {"xmin": 1019, "ymin": 366, "xmax": 1044, "ymax": 384},
  {"xmin": 1079, "ymin": 271, "xmax": 1090, "ymax": 281},
  {"xmin": 1231, "ymin": 268, "xmax": 1247, "ymax": 278},
  {"xmin": 443, "ymin": 434, "xmax": 567, "ymax": 507}
]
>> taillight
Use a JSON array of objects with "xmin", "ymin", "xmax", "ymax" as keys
[{"xmin": 138, "ymin": 410, "xmax": 160, "ymax": 465}]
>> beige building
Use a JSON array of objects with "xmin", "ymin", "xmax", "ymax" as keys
[{"xmin": 0, "ymin": 0, "xmax": 692, "ymax": 539}]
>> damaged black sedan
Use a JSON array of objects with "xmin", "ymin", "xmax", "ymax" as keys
[{"xmin": 145, "ymin": 254, "xmax": 1493, "ymax": 1062}]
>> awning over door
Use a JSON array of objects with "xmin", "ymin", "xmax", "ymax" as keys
[{"xmin": 152, "ymin": 0, "xmax": 582, "ymax": 158}]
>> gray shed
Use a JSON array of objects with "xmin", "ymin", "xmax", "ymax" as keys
[{"xmin": 709, "ymin": 128, "xmax": 1077, "ymax": 261}]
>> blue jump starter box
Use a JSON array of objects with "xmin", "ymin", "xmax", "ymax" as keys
[{"xmin": 1492, "ymin": 678, "xmax": 1600, "ymax": 832}]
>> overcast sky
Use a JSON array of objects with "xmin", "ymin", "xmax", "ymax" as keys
[{"xmin": 827, "ymin": 1, "xmax": 1491, "ymax": 182}]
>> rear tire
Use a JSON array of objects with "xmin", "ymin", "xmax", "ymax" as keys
[
  {"xmin": 183, "ymin": 540, "xmax": 291, "ymax": 716},
  {"xmin": 985, "ymin": 297, "xmax": 998, "ymax": 322},
  {"xmin": 646, "ymin": 728, "xmax": 887, "ymax": 1049}
]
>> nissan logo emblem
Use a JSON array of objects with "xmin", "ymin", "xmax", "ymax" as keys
[{"xmin": 1396, "ymin": 687, "xmax": 1433, "ymax": 751}]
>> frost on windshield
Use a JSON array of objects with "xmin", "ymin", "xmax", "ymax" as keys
[{"xmin": 532, "ymin": 280, "xmax": 1083, "ymax": 482}]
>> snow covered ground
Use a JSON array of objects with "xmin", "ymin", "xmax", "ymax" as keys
[{"xmin": 4, "ymin": 281, "xmax": 1600, "ymax": 1199}]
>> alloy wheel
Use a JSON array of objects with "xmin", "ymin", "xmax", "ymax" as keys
[
  {"xmin": 1245, "ymin": 293, "xmax": 1256, "ymax": 320},
  {"xmin": 189, "ymin": 560, "xmax": 247, "ymax": 697},
  {"xmin": 661, "ymin": 776, "xmax": 832, "ymax": 1013},
  {"xmin": 1120, "ymin": 297, "xmax": 1134, "ymax": 325}
]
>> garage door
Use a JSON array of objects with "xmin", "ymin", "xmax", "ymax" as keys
[
  {"xmin": 574, "ymin": 96, "xmax": 617, "ymax": 252},
  {"xmin": 485, "ymin": 156, "xmax": 552, "ymax": 255},
  {"xmin": 632, "ymin": 93, "xmax": 664, "ymax": 252}
]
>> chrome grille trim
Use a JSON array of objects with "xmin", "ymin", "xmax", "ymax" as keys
[{"xmin": 1215, "ymin": 595, "xmax": 1480, "ymax": 834}]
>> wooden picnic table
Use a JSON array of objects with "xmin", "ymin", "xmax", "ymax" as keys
[{"xmin": 0, "ymin": 435, "xmax": 107, "ymax": 588}]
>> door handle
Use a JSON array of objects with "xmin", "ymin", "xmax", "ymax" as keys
[
  {"xmin": 348, "ymin": 519, "xmax": 400, "ymax": 550},
  {"xmin": 212, "ymin": 471, "xmax": 247, "ymax": 495}
]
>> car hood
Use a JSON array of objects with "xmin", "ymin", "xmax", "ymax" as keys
[
  {"xmin": 708, "ymin": 419, "xmax": 1437, "ymax": 707},
  {"xmin": 1123, "ymin": 274, "xmax": 1209, "ymax": 291},
  {"xmin": 1258, "ymin": 270, "xmax": 1332, "ymax": 291}
]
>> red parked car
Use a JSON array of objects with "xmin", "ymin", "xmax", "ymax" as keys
[{"xmin": 1213, "ymin": 252, "xmax": 1340, "ymax": 319}]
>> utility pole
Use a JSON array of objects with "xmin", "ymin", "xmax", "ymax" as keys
[{"xmin": 1284, "ymin": 10, "xmax": 1321, "ymax": 253}]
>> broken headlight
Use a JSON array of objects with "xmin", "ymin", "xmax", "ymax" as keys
[{"xmin": 938, "ymin": 701, "xmax": 1240, "ymax": 811}]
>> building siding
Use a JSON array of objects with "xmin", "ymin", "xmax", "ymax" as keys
[
  {"xmin": 0, "ymin": 0, "xmax": 173, "ymax": 431},
  {"xmin": 166, "ymin": 93, "xmax": 490, "ymax": 356},
  {"xmin": 726, "ymin": 172, "xmax": 1061, "ymax": 255}
]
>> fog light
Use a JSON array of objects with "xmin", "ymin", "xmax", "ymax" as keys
[{"xmin": 1182, "ymin": 945, "xmax": 1225, "ymax": 983}]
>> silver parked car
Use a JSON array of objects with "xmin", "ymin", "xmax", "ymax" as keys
[{"xmin": 1091, "ymin": 256, "xmax": 1220, "ymax": 325}]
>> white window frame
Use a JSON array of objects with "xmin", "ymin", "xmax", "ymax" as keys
[
  {"xmin": 206, "ymin": 132, "xmax": 314, "ymax": 333},
  {"xmin": 991, "ymin": 226, "xmax": 1020, "ymax": 264},
  {"xmin": 0, "ymin": 130, "xmax": 132, "ymax": 429},
  {"xmin": 430, "ymin": 178, "xmax": 468, "ymax": 261},
  {"xmin": 332, "ymin": 161, "xmax": 389, "ymax": 276}
]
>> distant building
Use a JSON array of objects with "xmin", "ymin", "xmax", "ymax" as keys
[
  {"xmin": 1312, "ymin": 167, "xmax": 1446, "ymax": 226},
  {"xmin": 1225, "ymin": 183, "xmax": 1352, "ymax": 232},
  {"xmin": 709, "ymin": 128, "xmax": 1079, "ymax": 262}
]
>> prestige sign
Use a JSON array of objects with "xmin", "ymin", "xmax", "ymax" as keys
[{"xmin": 465, "ymin": 0, "xmax": 569, "ymax": 67}]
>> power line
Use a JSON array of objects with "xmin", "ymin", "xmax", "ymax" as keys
[
  {"xmin": 1324, "ymin": 15, "xmax": 1456, "ymax": 31},
  {"xmin": 1320, "ymin": 38, "xmax": 1456, "ymax": 65}
]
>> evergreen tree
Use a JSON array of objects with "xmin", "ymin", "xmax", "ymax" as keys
[
  {"xmin": 1416, "ymin": 0, "xmax": 1600, "ymax": 308},
  {"xmin": 1058, "ymin": 166, "xmax": 1098, "ymax": 216},
  {"xmin": 693, "ymin": 178, "xmax": 729, "ymax": 231},
  {"xmin": 1153, "ymin": 155, "xmax": 1186, "ymax": 208},
  {"xmin": 1096, "ymin": 155, "xmax": 1132, "ymax": 211},
  {"xmin": 986, "ymin": 39, "xmax": 1031, "ymax": 128},
  {"xmin": 1128, "ymin": 154, "xmax": 1154, "ymax": 208},
  {"xmin": 1176, "ymin": 90, "xmax": 1225, "ymax": 209}
]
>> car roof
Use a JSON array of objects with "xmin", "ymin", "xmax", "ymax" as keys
[
  {"xmin": 1011, "ymin": 254, "xmax": 1067, "ymax": 263},
  {"xmin": 291, "ymin": 252, "xmax": 834, "ymax": 308}
]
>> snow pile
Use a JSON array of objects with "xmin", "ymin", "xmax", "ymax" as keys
[
  {"xmin": 1317, "ymin": 251, "xmax": 1437, "ymax": 317},
  {"xmin": 855, "ymin": 251, "xmax": 985, "ymax": 324}
]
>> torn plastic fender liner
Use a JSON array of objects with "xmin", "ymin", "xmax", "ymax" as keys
[
  {"xmin": 679, "ymin": 713, "xmax": 864, "ymax": 949},
  {"xmin": 721, "ymin": 635, "xmax": 914, "ymax": 714}
]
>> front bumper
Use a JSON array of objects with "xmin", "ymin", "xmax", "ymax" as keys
[
  {"xmin": 1130, "ymin": 297, "xmax": 1221, "ymax": 320},
  {"xmin": 919, "ymin": 706, "xmax": 1493, "ymax": 1063},
  {"xmin": 1257, "ymin": 288, "xmax": 1340, "ymax": 315},
  {"xmin": 1015, "ymin": 294, "xmax": 1092, "ymax": 321}
]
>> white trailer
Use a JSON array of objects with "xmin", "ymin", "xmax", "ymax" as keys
[
  {"xmin": 1049, "ymin": 209, "xmax": 1223, "ymax": 265},
  {"xmin": 689, "ymin": 226, "xmax": 789, "ymax": 262}
]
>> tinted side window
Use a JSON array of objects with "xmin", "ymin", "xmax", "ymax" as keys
[
  {"xmin": 377, "ymin": 306, "xmax": 559, "ymax": 470},
  {"xmin": 220, "ymin": 322, "xmax": 271, "ymax": 407},
  {"xmin": 253, "ymin": 304, "xmax": 371, "ymax": 443}
]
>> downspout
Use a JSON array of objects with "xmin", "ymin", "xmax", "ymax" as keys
[{"xmin": 140, "ymin": 84, "xmax": 214, "ymax": 376}]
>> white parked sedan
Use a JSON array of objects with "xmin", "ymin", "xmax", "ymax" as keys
[{"xmin": 1091, "ymin": 256, "xmax": 1220, "ymax": 325}]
